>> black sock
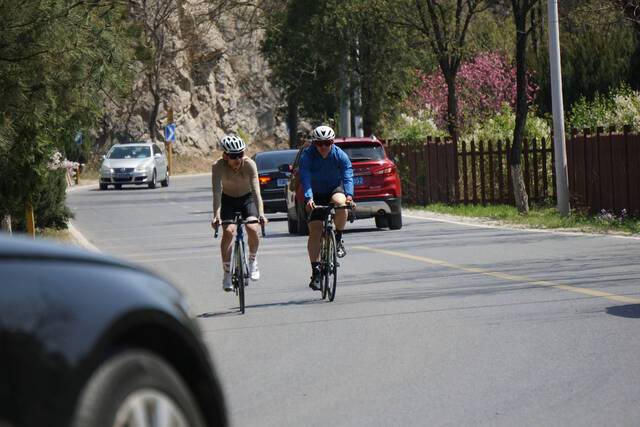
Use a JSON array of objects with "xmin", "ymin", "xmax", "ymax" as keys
[
  {"xmin": 311, "ymin": 262, "xmax": 320, "ymax": 274},
  {"xmin": 336, "ymin": 230, "xmax": 343, "ymax": 242}
]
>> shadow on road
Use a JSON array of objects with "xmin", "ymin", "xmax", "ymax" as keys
[
  {"xmin": 197, "ymin": 309, "xmax": 244, "ymax": 318},
  {"xmin": 606, "ymin": 304, "xmax": 640, "ymax": 318},
  {"xmin": 196, "ymin": 298, "xmax": 324, "ymax": 318}
]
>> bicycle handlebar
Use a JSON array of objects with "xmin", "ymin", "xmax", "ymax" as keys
[{"xmin": 213, "ymin": 218, "xmax": 266, "ymax": 238}]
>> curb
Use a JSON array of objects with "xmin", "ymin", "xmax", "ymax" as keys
[
  {"xmin": 403, "ymin": 209, "xmax": 640, "ymax": 241},
  {"xmin": 67, "ymin": 221, "xmax": 101, "ymax": 252}
]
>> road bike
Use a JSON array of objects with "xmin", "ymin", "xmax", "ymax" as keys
[
  {"xmin": 311, "ymin": 204, "xmax": 353, "ymax": 302},
  {"xmin": 214, "ymin": 213, "xmax": 264, "ymax": 314}
]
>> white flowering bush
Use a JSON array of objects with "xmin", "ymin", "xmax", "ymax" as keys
[
  {"xmin": 461, "ymin": 104, "xmax": 551, "ymax": 144},
  {"xmin": 609, "ymin": 91, "xmax": 640, "ymax": 131},
  {"xmin": 568, "ymin": 86, "xmax": 640, "ymax": 132},
  {"xmin": 383, "ymin": 108, "xmax": 448, "ymax": 141},
  {"xmin": 48, "ymin": 151, "xmax": 79, "ymax": 172}
]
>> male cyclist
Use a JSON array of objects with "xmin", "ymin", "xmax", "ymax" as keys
[
  {"xmin": 211, "ymin": 134, "xmax": 266, "ymax": 292},
  {"xmin": 298, "ymin": 125, "xmax": 354, "ymax": 291}
]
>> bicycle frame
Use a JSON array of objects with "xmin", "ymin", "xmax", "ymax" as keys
[
  {"xmin": 312, "ymin": 204, "xmax": 352, "ymax": 301},
  {"xmin": 214, "ymin": 213, "xmax": 264, "ymax": 314}
]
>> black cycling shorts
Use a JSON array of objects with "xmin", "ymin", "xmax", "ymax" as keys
[
  {"xmin": 221, "ymin": 193, "xmax": 258, "ymax": 221},
  {"xmin": 308, "ymin": 186, "xmax": 345, "ymax": 222}
]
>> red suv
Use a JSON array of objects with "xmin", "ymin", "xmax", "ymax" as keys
[{"xmin": 283, "ymin": 136, "xmax": 402, "ymax": 235}]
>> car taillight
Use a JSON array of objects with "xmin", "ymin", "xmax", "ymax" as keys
[
  {"xmin": 259, "ymin": 176, "xmax": 271, "ymax": 185},
  {"xmin": 373, "ymin": 166, "xmax": 394, "ymax": 175}
]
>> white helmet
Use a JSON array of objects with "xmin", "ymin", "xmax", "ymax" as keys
[
  {"xmin": 220, "ymin": 134, "xmax": 246, "ymax": 153},
  {"xmin": 311, "ymin": 125, "xmax": 335, "ymax": 141}
]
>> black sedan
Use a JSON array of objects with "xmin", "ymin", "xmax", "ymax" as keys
[
  {"xmin": 252, "ymin": 149, "xmax": 298, "ymax": 213},
  {"xmin": 0, "ymin": 235, "xmax": 227, "ymax": 427}
]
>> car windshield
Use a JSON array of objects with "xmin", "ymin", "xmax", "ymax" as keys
[
  {"xmin": 108, "ymin": 146, "xmax": 151, "ymax": 159},
  {"xmin": 255, "ymin": 150, "xmax": 298, "ymax": 170},
  {"xmin": 340, "ymin": 144, "xmax": 385, "ymax": 162}
]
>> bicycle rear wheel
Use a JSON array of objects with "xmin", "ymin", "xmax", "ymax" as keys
[
  {"xmin": 324, "ymin": 230, "xmax": 338, "ymax": 302},
  {"xmin": 235, "ymin": 241, "xmax": 246, "ymax": 314}
]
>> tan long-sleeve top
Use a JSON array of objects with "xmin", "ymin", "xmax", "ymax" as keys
[{"xmin": 211, "ymin": 157, "xmax": 264, "ymax": 218}]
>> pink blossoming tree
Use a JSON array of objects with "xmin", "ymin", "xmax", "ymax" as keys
[{"xmin": 411, "ymin": 51, "xmax": 537, "ymax": 133}]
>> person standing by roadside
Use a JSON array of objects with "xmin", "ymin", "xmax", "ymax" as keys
[{"xmin": 211, "ymin": 135, "xmax": 266, "ymax": 292}]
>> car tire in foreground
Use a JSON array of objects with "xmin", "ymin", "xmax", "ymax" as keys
[
  {"xmin": 99, "ymin": 184, "xmax": 108, "ymax": 191},
  {"xmin": 72, "ymin": 349, "xmax": 206, "ymax": 427},
  {"xmin": 161, "ymin": 171, "xmax": 170, "ymax": 187}
]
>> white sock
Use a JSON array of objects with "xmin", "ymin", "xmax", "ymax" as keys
[
  {"xmin": 249, "ymin": 253, "xmax": 257, "ymax": 262},
  {"xmin": 223, "ymin": 262, "xmax": 230, "ymax": 273}
]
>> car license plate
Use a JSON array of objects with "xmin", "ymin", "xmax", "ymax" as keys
[
  {"xmin": 277, "ymin": 178, "xmax": 288, "ymax": 187},
  {"xmin": 353, "ymin": 176, "xmax": 365, "ymax": 186},
  {"xmin": 115, "ymin": 173, "xmax": 130, "ymax": 179}
]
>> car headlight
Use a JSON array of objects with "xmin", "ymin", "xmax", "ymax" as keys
[
  {"xmin": 135, "ymin": 162, "xmax": 152, "ymax": 172},
  {"xmin": 101, "ymin": 165, "xmax": 113, "ymax": 173}
]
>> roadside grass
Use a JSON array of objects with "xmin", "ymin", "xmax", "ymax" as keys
[
  {"xmin": 37, "ymin": 228, "xmax": 74, "ymax": 243},
  {"xmin": 409, "ymin": 203, "xmax": 640, "ymax": 235}
]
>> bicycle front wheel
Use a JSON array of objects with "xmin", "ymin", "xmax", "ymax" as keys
[
  {"xmin": 235, "ymin": 241, "xmax": 246, "ymax": 314},
  {"xmin": 320, "ymin": 233, "xmax": 328, "ymax": 300},
  {"xmin": 324, "ymin": 230, "xmax": 338, "ymax": 302}
]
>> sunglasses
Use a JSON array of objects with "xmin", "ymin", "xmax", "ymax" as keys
[
  {"xmin": 227, "ymin": 152, "xmax": 244, "ymax": 159},
  {"xmin": 314, "ymin": 140, "xmax": 333, "ymax": 147}
]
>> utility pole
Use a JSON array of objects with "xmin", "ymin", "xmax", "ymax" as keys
[
  {"xmin": 547, "ymin": 0, "xmax": 570, "ymax": 215},
  {"xmin": 353, "ymin": 39, "xmax": 364, "ymax": 137},
  {"xmin": 339, "ymin": 52, "xmax": 351, "ymax": 137}
]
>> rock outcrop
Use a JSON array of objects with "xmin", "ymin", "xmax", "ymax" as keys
[{"xmin": 99, "ymin": 2, "xmax": 289, "ymax": 156}]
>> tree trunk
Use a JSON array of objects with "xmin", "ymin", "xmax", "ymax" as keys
[
  {"xmin": 444, "ymin": 71, "xmax": 459, "ymax": 141},
  {"xmin": 510, "ymin": 0, "xmax": 532, "ymax": 213},
  {"xmin": 1, "ymin": 214, "xmax": 11, "ymax": 235},
  {"xmin": 510, "ymin": 164, "xmax": 529, "ymax": 214}
]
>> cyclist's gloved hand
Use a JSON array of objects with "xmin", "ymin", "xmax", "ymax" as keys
[
  {"xmin": 346, "ymin": 195, "xmax": 355, "ymax": 208},
  {"xmin": 258, "ymin": 215, "xmax": 268, "ymax": 225},
  {"xmin": 305, "ymin": 198, "xmax": 315, "ymax": 212},
  {"xmin": 211, "ymin": 217, "xmax": 221, "ymax": 228}
]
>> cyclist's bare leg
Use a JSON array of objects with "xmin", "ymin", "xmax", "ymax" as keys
[
  {"xmin": 332, "ymin": 193, "xmax": 348, "ymax": 232},
  {"xmin": 245, "ymin": 216, "xmax": 260, "ymax": 255},
  {"xmin": 307, "ymin": 220, "xmax": 323, "ymax": 262},
  {"xmin": 221, "ymin": 223, "xmax": 236, "ymax": 263}
]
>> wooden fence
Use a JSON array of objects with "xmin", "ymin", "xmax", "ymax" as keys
[
  {"xmin": 387, "ymin": 129, "xmax": 640, "ymax": 215},
  {"xmin": 567, "ymin": 127, "xmax": 640, "ymax": 215},
  {"xmin": 386, "ymin": 137, "xmax": 556, "ymax": 206}
]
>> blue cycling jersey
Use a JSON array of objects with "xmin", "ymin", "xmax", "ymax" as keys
[{"xmin": 299, "ymin": 144, "xmax": 353, "ymax": 201}]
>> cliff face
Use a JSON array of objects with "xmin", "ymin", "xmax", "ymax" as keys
[{"xmin": 99, "ymin": 3, "xmax": 288, "ymax": 156}]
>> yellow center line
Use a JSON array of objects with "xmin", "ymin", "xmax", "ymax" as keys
[{"xmin": 354, "ymin": 245, "xmax": 640, "ymax": 304}]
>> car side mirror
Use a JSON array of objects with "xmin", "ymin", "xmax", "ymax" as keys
[
  {"xmin": 278, "ymin": 164, "xmax": 292, "ymax": 173},
  {"xmin": 155, "ymin": 153, "xmax": 162, "ymax": 158},
  {"xmin": 102, "ymin": 155, "xmax": 106, "ymax": 160}
]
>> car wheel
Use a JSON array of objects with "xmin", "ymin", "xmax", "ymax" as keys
[
  {"xmin": 148, "ymin": 170, "xmax": 157, "ymax": 189},
  {"xmin": 287, "ymin": 214, "xmax": 297, "ymax": 234},
  {"xmin": 72, "ymin": 349, "xmax": 206, "ymax": 427},
  {"xmin": 375, "ymin": 215, "xmax": 389, "ymax": 229},
  {"xmin": 115, "ymin": 184, "xmax": 122, "ymax": 190},
  {"xmin": 388, "ymin": 211, "xmax": 403, "ymax": 230},
  {"xmin": 99, "ymin": 183, "xmax": 108, "ymax": 191},
  {"xmin": 296, "ymin": 203, "xmax": 309, "ymax": 235},
  {"xmin": 161, "ymin": 170, "xmax": 170, "ymax": 187}
]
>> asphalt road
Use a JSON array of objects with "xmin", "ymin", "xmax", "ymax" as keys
[{"xmin": 67, "ymin": 175, "xmax": 640, "ymax": 427}]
